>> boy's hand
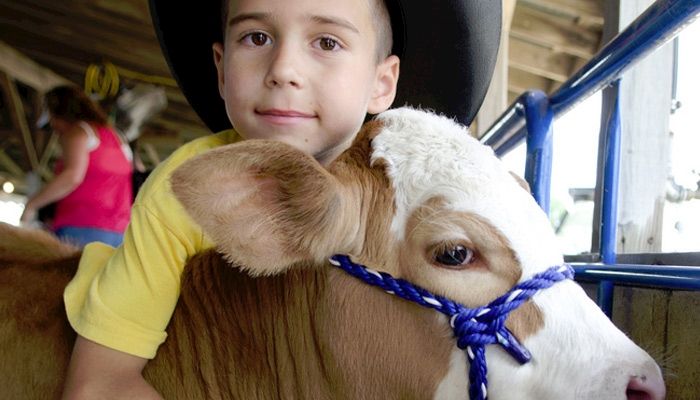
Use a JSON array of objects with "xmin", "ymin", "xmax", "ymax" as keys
[{"xmin": 62, "ymin": 336, "xmax": 162, "ymax": 400}]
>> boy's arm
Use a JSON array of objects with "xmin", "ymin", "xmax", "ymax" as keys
[
  {"xmin": 62, "ymin": 203, "xmax": 196, "ymax": 398},
  {"xmin": 62, "ymin": 133, "xmax": 234, "ymax": 398},
  {"xmin": 62, "ymin": 336, "xmax": 162, "ymax": 400},
  {"xmin": 62, "ymin": 196, "xmax": 199, "ymax": 398}
]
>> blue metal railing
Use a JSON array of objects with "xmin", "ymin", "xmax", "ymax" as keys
[
  {"xmin": 482, "ymin": 0, "xmax": 700, "ymax": 156},
  {"xmin": 481, "ymin": 0, "xmax": 700, "ymax": 316},
  {"xmin": 573, "ymin": 264, "xmax": 700, "ymax": 291}
]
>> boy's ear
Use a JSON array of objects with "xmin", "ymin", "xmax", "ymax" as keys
[
  {"xmin": 170, "ymin": 141, "xmax": 361, "ymax": 276},
  {"xmin": 367, "ymin": 55, "xmax": 400, "ymax": 114},
  {"xmin": 212, "ymin": 43, "xmax": 226, "ymax": 100}
]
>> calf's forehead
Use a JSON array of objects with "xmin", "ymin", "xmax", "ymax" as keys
[
  {"xmin": 371, "ymin": 108, "xmax": 526, "ymax": 237},
  {"xmin": 370, "ymin": 109, "xmax": 563, "ymax": 276}
]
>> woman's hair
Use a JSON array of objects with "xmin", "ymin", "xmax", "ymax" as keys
[{"xmin": 45, "ymin": 85, "xmax": 108, "ymax": 125}]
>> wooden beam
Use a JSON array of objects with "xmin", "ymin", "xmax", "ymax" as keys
[
  {"xmin": 14, "ymin": 47, "xmax": 179, "ymax": 108},
  {"xmin": 569, "ymin": 56, "xmax": 591, "ymax": 77},
  {"xmin": 0, "ymin": 148, "xmax": 25, "ymax": 179},
  {"xmin": 507, "ymin": 90, "xmax": 520, "ymax": 105},
  {"xmin": 0, "ymin": 38, "xmax": 152, "ymax": 91},
  {"xmin": 0, "ymin": 71, "xmax": 39, "ymax": 171},
  {"xmin": 8, "ymin": 48, "xmax": 89, "ymax": 83},
  {"xmin": 1, "ymin": 47, "xmax": 202, "ymax": 132},
  {"xmin": 476, "ymin": 0, "xmax": 517, "ymax": 136},
  {"xmin": 37, "ymin": 132, "xmax": 57, "ymax": 179},
  {"xmin": 10, "ymin": 44, "xmax": 189, "ymax": 109},
  {"xmin": 157, "ymin": 102, "xmax": 208, "ymax": 125},
  {"xmin": 0, "ymin": 41, "xmax": 69, "ymax": 92},
  {"xmin": 509, "ymin": 37, "xmax": 574, "ymax": 82},
  {"xmin": 142, "ymin": 142, "xmax": 162, "ymax": 167},
  {"xmin": 92, "ymin": 0, "xmax": 152, "ymax": 25},
  {"xmin": 0, "ymin": 0, "xmax": 216, "ymax": 165},
  {"xmin": 519, "ymin": 0, "xmax": 604, "ymax": 28},
  {"xmin": 510, "ymin": 4, "xmax": 601, "ymax": 58},
  {"xmin": 149, "ymin": 117, "xmax": 209, "ymax": 138},
  {"xmin": 1, "ymin": 0, "xmax": 153, "ymax": 39},
  {"xmin": 508, "ymin": 67, "xmax": 554, "ymax": 94},
  {"xmin": 0, "ymin": 6, "xmax": 168, "ymax": 75}
]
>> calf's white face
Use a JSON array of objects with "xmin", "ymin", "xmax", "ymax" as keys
[
  {"xmin": 171, "ymin": 107, "xmax": 664, "ymax": 400},
  {"xmin": 370, "ymin": 109, "xmax": 664, "ymax": 400}
]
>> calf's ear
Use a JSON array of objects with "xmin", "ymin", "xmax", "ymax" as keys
[{"xmin": 171, "ymin": 140, "xmax": 359, "ymax": 276}]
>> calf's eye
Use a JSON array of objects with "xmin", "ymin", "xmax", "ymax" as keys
[{"xmin": 434, "ymin": 245, "xmax": 474, "ymax": 268}]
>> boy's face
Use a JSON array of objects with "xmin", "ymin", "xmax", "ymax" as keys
[{"xmin": 213, "ymin": 0, "xmax": 399, "ymax": 165}]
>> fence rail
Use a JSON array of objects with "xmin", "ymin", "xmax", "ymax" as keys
[{"xmin": 480, "ymin": 0, "xmax": 700, "ymax": 315}]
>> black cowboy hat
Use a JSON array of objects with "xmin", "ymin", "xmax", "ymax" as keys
[{"xmin": 149, "ymin": 0, "xmax": 501, "ymax": 131}]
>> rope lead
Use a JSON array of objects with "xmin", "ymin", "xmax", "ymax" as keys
[{"xmin": 330, "ymin": 255, "xmax": 574, "ymax": 400}]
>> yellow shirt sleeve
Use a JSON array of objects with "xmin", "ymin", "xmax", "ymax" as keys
[{"xmin": 64, "ymin": 130, "xmax": 240, "ymax": 359}]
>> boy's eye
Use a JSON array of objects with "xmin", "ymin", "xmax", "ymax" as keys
[
  {"xmin": 243, "ymin": 32, "xmax": 271, "ymax": 47},
  {"xmin": 317, "ymin": 37, "xmax": 339, "ymax": 51}
]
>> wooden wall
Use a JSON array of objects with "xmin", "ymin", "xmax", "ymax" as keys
[{"xmin": 582, "ymin": 283, "xmax": 700, "ymax": 398}]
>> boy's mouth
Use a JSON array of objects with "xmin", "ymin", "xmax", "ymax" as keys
[
  {"xmin": 256, "ymin": 109, "xmax": 316, "ymax": 117},
  {"xmin": 255, "ymin": 109, "xmax": 317, "ymax": 125}
]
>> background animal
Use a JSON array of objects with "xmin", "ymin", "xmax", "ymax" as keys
[{"xmin": 0, "ymin": 108, "xmax": 664, "ymax": 399}]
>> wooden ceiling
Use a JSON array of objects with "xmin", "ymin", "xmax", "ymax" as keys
[
  {"xmin": 507, "ymin": 0, "xmax": 603, "ymax": 101},
  {"xmin": 0, "ymin": 0, "xmax": 604, "ymax": 193}
]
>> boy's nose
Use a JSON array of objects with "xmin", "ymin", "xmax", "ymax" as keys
[{"xmin": 265, "ymin": 46, "xmax": 303, "ymax": 88}]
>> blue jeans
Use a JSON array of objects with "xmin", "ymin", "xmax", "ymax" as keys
[{"xmin": 55, "ymin": 226, "xmax": 124, "ymax": 248}]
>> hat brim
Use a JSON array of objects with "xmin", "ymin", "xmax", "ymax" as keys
[{"xmin": 149, "ymin": 0, "xmax": 501, "ymax": 132}]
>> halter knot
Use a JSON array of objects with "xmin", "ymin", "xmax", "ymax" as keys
[
  {"xmin": 329, "ymin": 254, "xmax": 574, "ymax": 400},
  {"xmin": 450, "ymin": 310, "xmax": 510, "ymax": 351}
]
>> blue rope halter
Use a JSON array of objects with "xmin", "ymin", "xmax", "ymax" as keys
[{"xmin": 329, "ymin": 254, "xmax": 574, "ymax": 400}]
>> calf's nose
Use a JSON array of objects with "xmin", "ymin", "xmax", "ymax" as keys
[{"xmin": 626, "ymin": 374, "xmax": 665, "ymax": 400}]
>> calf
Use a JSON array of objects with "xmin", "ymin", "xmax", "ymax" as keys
[{"xmin": 0, "ymin": 108, "xmax": 663, "ymax": 399}]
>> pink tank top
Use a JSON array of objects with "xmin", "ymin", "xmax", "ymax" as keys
[{"xmin": 53, "ymin": 123, "xmax": 133, "ymax": 233}]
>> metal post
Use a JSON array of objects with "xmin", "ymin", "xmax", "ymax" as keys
[
  {"xmin": 597, "ymin": 80, "xmax": 623, "ymax": 317},
  {"xmin": 478, "ymin": 0, "xmax": 700, "ymax": 299},
  {"xmin": 523, "ymin": 91, "xmax": 554, "ymax": 214}
]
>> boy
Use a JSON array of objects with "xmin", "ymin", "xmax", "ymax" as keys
[{"xmin": 62, "ymin": 0, "xmax": 500, "ymax": 398}]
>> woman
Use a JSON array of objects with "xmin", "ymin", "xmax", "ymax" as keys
[{"xmin": 21, "ymin": 85, "xmax": 133, "ymax": 247}]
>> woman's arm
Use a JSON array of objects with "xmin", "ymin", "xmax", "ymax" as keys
[
  {"xmin": 62, "ymin": 336, "xmax": 162, "ymax": 400},
  {"xmin": 21, "ymin": 125, "xmax": 90, "ymax": 222}
]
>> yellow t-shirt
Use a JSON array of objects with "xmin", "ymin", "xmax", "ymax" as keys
[{"xmin": 64, "ymin": 129, "xmax": 241, "ymax": 359}]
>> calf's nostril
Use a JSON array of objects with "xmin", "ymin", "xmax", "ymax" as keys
[{"xmin": 626, "ymin": 375, "xmax": 666, "ymax": 400}]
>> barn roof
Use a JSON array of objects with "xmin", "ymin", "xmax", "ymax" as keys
[{"xmin": 0, "ymin": 0, "xmax": 603, "ymax": 194}]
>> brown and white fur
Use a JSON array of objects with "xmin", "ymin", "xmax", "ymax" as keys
[{"xmin": 0, "ymin": 108, "xmax": 663, "ymax": 399}]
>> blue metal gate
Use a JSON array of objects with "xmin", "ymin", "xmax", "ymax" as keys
[{"xmin": 480, "ymin": 0, "xmax": 700, "ymax": 317}]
